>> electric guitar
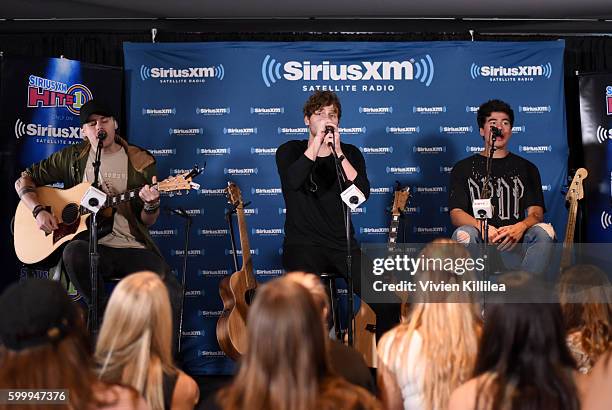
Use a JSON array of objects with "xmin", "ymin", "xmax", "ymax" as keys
[
  {"xmin": 14, "ymin": 167, "xmax": 201, "ymax": 264},
  {"xmin": 560, "ymin": 168, "xmax": 587, "ymax": 271},
  {"xmin": 217, "ymin": 181, "xmax": 257, "ymax": 360}
]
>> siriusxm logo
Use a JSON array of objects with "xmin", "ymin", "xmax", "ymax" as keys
[
  {"xmin": 339, "ymin": 126, "xmax": 367, "ymax": 134},
  {"xmin": 185, "ymin": 290, "xmax": 203, "ymax": 297},
  {"xmin": 183, "ymin": 209, "xmax": 205, "ymax": 216},
  {"xmin": 413, "ymin": 226, "xmax": 448, "ymax": 234},
  {"xmin": 13, "ymin": 119, "xmax": 82, "ymax": 139},
  {"xmin": 149, "ymin": 148, "xmax": 176, "ymax": 157},
  {"xmin": 223, "ymin": 127, "xmax": 258, "ymax": 135},
  {"xmin": 198, "ymin": 187, "xmax": 226, "ymax": 196},
  {"xmin": 150, "ymin": 229, "xmax": 178, "ymax": 237},
  {"xmin": 351, "ymin": 207, "xmax": 367, "ymax": 214},
  {"xmin": 596, "ymin": 125, "xmax": 612, "ymax": 144},
  {"xmin": 169, "ymin": 128, "xmax": 203, "ymax": 136},
  {"xmin": 278, "ymin": 208, "xmax": 286, "ymax": 214},
  {"xmin": 439, "ymin": 166, "xmax": 454, "ymax": 174},
  {"xmin": 252, "ymin": 228, "xmax": 284, "ymax": 236},
  {"xmin": 139, "ymin": 64, "xmax": 225, "ymax": 81},
  {"xmin": 386, "ymin": 166, "xmax": 421, "ymax": 175},
  {"xmin": 182, "ymin": 330, "xmax": 205, "ymax": 337},
  {"xmin": 196, "ymin": 107, "xmax": 230, "ymax": 115},
  {"xmin": 518, "ymin": 105, "xmax": 552, "ymax": 113},
  {"xmin": 404, "ymin": 206, "xmax": 421, "ymax": 214},
  {"xmin": 370, "ymin": 187, "xmax": 392, "ymax": 194},
  {"xmin": 542, "ymin": 184, "xmax": 553, "ymax": 191},
  {"xmin": 413, "ymin": 146, "xmax": 446, "ymax": 154},
  {"xmin": 196, "ymin": 147, "xmax": 231, "ymax": 156},
  {"xmin": 251, "ymin": 187, "xmax": 282, "ymax": 195},
  {"xmin": 223, "ymin": 168, "xmax": 258, "ymax": 175},
  {"xmin": 142, "ymin": 107, "xmax": 176, "ymax": 116},
  {"xmin": 385, "ymin": 126, "xmax": 420, "ymax": 134},
  {"xmin": 256, "ymin": 269, "xmax": 284, "ymax": 276},
  {"xmin": 440, "ymin": 125, "xmax": 473, "ymax": 134},
  {"xmin": 170, "ymin": 249, "xmax": 205, "ymax": 256},
  {"xmin": 413, "ymin": 105, "xmax": 447, "ymax": 114},
  {"xmin": 359, "ymin": 106, "xmax": 394, "ymax": 114},
  {"xmin": 415, "ymin": 186, "xmax": 447, "ymax": 193},
  {"xmin": 359, "ymin": 227, "xmax": 390, "ymax": 234},
  {"xmin": 225, "ymin": 249, "xmax": 260, "ymax": 256},
  {"xmin": 244, "ymin": 208, "xmax": 259, "ymax": 216},
  {"xmin": 512, "ymin": 125, "xmax": 526, "ymax": 133},
  {"xmin": 169, "ymin": 168, "xmax": 192, "ymax": 175},
  {"xmin": 198, "ymin": 350, "xmax": 225, "ymax": 357},
  {"xmin": 440, "ymin": 206, "xmax": 449, "ymax": 213},
  {"xmin": 470, "ymin": 62, "xmax": 552, "ymax": 80},
  {"xmin": 250, "ymin": 147, "xmax": 277, "ymax": 155},
  {"xmin": 197, "ymin": 269, "xmax": 229, "ymax": 277},
  {"xmin": 197, "ymin": 228, "xmax": 229, "ymax": 236},
  {"xmin": 261, "ymin": 54, "xmax": 435, "ymax": 87},
  {"xmin": 277, "ymin": 127, "xmax": 308, "ymax": 135},
  {"xmin": 466, "ymin": 146, "xmax": 485, "ymax": 153},
  {"xmin": 250, "ymin": 107, "xmax": 285, "ymax": 115},
  {"xmin": 359, "ymin": 146, "xmax": 393, "ymax": 154},
  {"xmin": 197, "ymin": 310, "xmax": 223, "ymax": 318},
  {"xmin": 519, "ymin": 145, "xmax": 552, "ymax": 153},
  {"xmin": 465, "ymin": 105, "xmax": 479, "ymax": 113}
]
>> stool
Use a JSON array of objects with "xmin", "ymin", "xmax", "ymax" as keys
[{"xmin": 319, "ymin": 272, "xmax": 343, "ymax": 340}]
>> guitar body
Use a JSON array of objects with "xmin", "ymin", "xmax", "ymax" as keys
[
  {"xmin": 14, "ymin": 183, "xmax": 92, "ymax": 264},
  {"xmin": 353, "ymin": 298, "xmax": 377, "ymax": 367},
  {"xmin": 216, "ymin": 182, "xmax": 257, "ymax": 360},
  {"xmin": 216, "ymin": 268, "xmax": 255, "ymax": 360}
]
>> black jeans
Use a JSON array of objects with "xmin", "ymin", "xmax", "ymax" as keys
[{"xmin": 282, "ymin": 244, "xmax": 400, "ymax": 340}]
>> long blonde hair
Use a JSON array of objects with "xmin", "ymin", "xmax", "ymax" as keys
[
  {"xmin": 378, "ymin": 238, "xmax": 481, "ymax": 410},
  {"xmin": 95, "ymin": 271, "xmax": 176, "ymax": 410},
  {"xmin": 217, "ymin": 277, "xmax": 332, "ymax": 410}
]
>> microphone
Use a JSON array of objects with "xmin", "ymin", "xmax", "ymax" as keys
[
  {"xmin": 325, "ymin": 126, "xmax": 335, "ymax": 147},
  {"xmin": 97, "ymin": 130, "xmax": 107, "ymax": 141},
  {"xmin": 490, "ymin": 126, "xmax": 502, "ymax": 138}
]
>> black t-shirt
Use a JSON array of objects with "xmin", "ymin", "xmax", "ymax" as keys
[
  {"xmin": 275, "ymin": 139, "xmax": 370, "ymax": 251},
  {"xmin": 448, "ymin": 153, "xmax": 545, "ymax": 228}
]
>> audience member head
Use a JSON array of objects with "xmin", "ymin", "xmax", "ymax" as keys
[
  {"xmin": 379, "ymin": 238, "xmax": 481, "ymax": 410},
  {"xmin": 559, "ymin": 264, "xmax": 612, "ymax": 371},
  {"xmin": 0, "ymin": 279, "xmax": 103, "ymax": 408},
  {"xmin": 285, "ymin": 271, "xmax": 330, "ymax": 323},
  {"xmin": 474, "ymin": 272, "xmax": 580, "ymax": 410},
  {"xmin": 217, "ymin": 276, "xmax": 331, "ymax": 410},
  {"xmin": 96, "ymin": 271, "xmax": 175, "ymax": 410}
]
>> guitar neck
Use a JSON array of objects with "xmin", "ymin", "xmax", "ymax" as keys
[
  {"xmin": 388, "ymin": 213, "xmax": 400, "ymax": 252},
  {"xmin": 235, "ymin": 206, "xmax": 255, "ymax": 288},
  {"xmin": 560, "ymin": 199, "xmax": 578, "ymax": 269},
  {"xmin": 80, "ymin": 183, "xmax": 150, "ymax": 215}
]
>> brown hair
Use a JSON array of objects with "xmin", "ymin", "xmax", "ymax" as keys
[
  {"xmin": 217, "ymin": 277, "xmax": 332, "ymax": 410},
  {"xmin": 559, "ymin": 264, "xmax": 612, "ymax": 369},
  {"xmin": 303, "ymin": 91, "xmax": 342, "ymax": 120},
  {"xmin": 0, "ymin": 312, "xmax": 123, "ymax": 410}
]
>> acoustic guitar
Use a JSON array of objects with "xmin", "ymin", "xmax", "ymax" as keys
[
  {"xmin": 217, "ymin": 181, "xmax": 257, "ymax": 360},
  {"xmin": 14, "ymin": 167, "xmax": 201, "ymax": 264},
  {"xmin": 560, "ymin": 168, "xmax": 587, "ymax": 271}
]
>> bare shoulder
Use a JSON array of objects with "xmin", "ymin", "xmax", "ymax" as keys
[
  {"xmin": 581, "ymin": 353, "xmax": 612, "ymax": 410},
  {"xmin": 448, "ymin": 375, "xmax": 487, "ymax": 410},
  {"xmin": 94, "ymin": 383, "xmax": 150, "ymax": 410},
  {"xmin": 171, "ymin": 370, "xmax": 200, "ymax": 410}
]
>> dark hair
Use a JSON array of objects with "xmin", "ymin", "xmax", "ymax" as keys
[
  {"xmin": 303, "ymin": 91, "xmax": 342, "ymax": 120},
  {"xmin": 473, "ymin": 276, "xmax": 580, "ymax": 410},
  {"xmin": 476, "ymin": 99, "xmax": 514, "ymax": 129}
]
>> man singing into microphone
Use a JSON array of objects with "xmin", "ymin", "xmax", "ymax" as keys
[
  {"xmin": 14, "ymin": 99, "xmax": 166, "ymax": 314},
  {"xmin": 276, "ymin": 91, "xmax": 398, "ymax": 338},
  {"xmin": 448, "ymin": 99, "xmax": 555, "ymax": 274}
]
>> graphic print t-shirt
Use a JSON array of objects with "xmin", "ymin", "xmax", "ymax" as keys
[{"xmin": 448, "ymin": 153, "xmax": 545, "ymax": 228}]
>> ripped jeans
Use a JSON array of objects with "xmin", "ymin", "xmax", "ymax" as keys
[{"xmin": 451, "ymin": 223, "xmax": 556, "ymax": 275}]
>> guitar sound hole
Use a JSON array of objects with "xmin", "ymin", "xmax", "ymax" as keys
[{"xmin": 62, "ymin": 203, "xmax": 80, "ymax": 225}]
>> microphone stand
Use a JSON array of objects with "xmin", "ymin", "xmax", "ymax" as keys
[
  {"xmin": 88, "ymin": 138, "xmax": 104, "ymax": 334},
  {"xmin": 327, "ymin": 131, "xmax": 355, "ymax": 347},
  {"xmin": 479, "ymin": 132, "xmax": 497, "ymax": 316},
  {"xmin": 167, "ymin": 207, "xmax": 192, "ymax": 353}
]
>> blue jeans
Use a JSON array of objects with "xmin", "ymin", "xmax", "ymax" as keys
[{"xmin": 451, "ymin": 223, "xmax": 556, "ymax": 275}]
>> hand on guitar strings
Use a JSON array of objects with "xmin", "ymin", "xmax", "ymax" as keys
[{"xmin": 139, "ymin": 176, "xmax": 160, "ymax": 205}]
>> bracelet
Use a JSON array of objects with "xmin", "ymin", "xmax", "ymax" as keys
[
  {"xmin": 143, "ymin": 200, "xmax": 160, "ymax": 213},
  {"xmin": 32, "ymin": 205, "xmax": 45, "ymax": 219},
  {"xmin": 337, "ymin": 154, "xmax": 345, "ymax": 162}
]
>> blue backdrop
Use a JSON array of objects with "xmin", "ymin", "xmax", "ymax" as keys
[{"xmin": 124, "ymin": 40, "xmax": 568, "ymax": 374}]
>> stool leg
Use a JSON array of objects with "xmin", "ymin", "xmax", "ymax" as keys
[{"xmin": 329, "ymin": 278, "xmax": 342, "ymax": 340}]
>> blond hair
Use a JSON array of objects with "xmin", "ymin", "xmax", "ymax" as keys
[
  {"xmin": 95, "ymin": 271, "xmax": 176, "ymax": 410},
  {"xmin": 378, "ymin": 238, "xmax": 481, "ymax": 410},
  {"xmin": 284, "ymin": 271, "xmax": 330, "ymax": 320}
]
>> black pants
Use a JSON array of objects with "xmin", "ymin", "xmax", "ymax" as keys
[{"xmin": 283, "ymin": 244, "xmax": 400, "ymax": 341}]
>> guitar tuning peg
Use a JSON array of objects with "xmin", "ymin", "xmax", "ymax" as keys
[{"xmin": 176, "ymin": 191, "xmax": 183, "ymax": 196}]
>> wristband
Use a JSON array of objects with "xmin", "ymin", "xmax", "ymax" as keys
[
  {"xmin": 32, "ymin": 205, "xmax": 45, "ymax": 219},
  {"xmin": 143, "ymin": 200, "xmax": 160, "ymax": 213},
  {"xmin": 337, "ymin": 154, "xmax": 345, "ymax": 162}
]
